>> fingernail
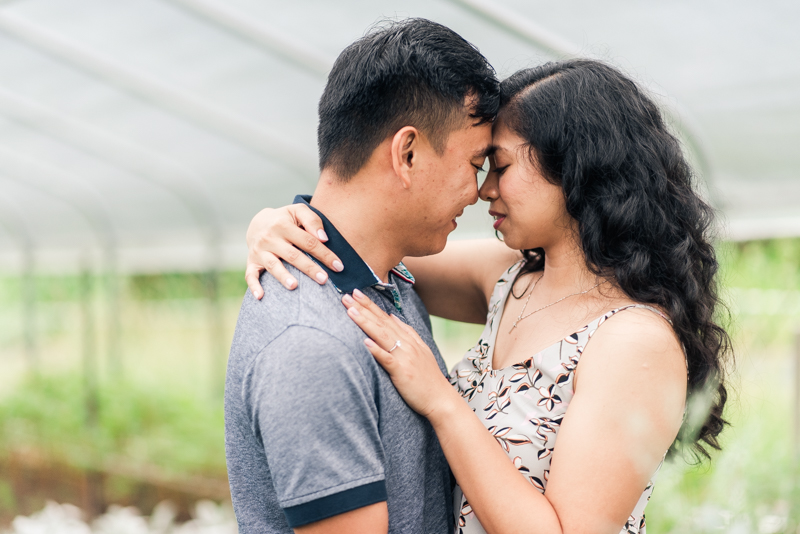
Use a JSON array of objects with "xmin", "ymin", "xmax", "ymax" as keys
[
  {"xmin": 348, "ymin": 306, "xmax": 360, "ymax": 317},
  {"xmin": 342, "ymin": 294, "xmax": 355, "ymax": 305},
  {"xmin": 285, "ymin": 277, "xmax": 296, "ymax": 289},
  {"xmin": 317, "ymin": 229, "xmax": 328, "ymax": 241},
  {"xmin": 315, "ymin": 272, "xmax": 327, "ymax": 284},
  {"xmin": 364, "ymin": 338, "xmax": 376, "ymax": 347},
  {"xmin": 353, "ymin": 288, "xmax": 364, "ymax": 299},
  {"xmin": 332, "ymin": 260, "xmax": 344, "ymax": 272}
]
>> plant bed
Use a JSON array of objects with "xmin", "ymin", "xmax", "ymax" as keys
[
  {"xmin": 0, "ymin": 374, "xmax": 229, "ymax": 524},
  {"xmin": 0, "ymin": 451, "xmax": 230, "ymax": 526}
]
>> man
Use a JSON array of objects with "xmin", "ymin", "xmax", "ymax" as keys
[{"xmin": 225, "ymin": 19, "xmax": 499, "ymax": 533}]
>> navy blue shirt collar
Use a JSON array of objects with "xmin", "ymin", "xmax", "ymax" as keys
[{"xmin": 293, "ymin": 195, "xmax": 414, "ymax": 309}]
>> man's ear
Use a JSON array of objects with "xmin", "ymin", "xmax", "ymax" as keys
[{"xmin": 391, "ymin": 126, "xmax": 420, "ymax": 190}]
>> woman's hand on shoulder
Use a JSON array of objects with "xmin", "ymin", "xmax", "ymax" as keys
[{"xmin": 245, "ymin": 204, "xmax": 343, "ymax": 299}]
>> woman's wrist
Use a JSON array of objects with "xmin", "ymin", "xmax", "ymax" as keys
[{"xmin": 425, "ymin": 382, "xmax": 467, "ymax": 429}]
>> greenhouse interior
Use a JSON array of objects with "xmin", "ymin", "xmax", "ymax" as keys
[{"xmin": 0, "ymin": 0, "xmax": 798, "ymax": 532}]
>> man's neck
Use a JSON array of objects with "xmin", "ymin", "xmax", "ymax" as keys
[{"xmin": 310, "ymin": 173, "xmax": 403, "ymax": 284}]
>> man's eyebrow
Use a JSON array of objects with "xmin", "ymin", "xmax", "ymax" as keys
[{"xmin": 473, "ymin": 145, "xmax": 496, "ymax": 159}]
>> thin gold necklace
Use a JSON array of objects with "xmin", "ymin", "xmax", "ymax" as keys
[{"xmin": 509, "ymin": 274, "xmax": 603, "ymax": 333}]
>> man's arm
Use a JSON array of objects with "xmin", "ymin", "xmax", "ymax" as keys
[
  {"xmin": 294, "ymin": 502, "xmax": 388, "ymax": 534},
  {"xmin": 247, "ymin": 326, "xmax": 390, "ymax": 530}
]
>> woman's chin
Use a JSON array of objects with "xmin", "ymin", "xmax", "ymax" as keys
[
  {"xmin": 503, "ymin": 234, "xmax": 539, "ymax": 252},
  {"xmin": 499, "ymin": 233, "xmax": 522, "ymax": 250}
]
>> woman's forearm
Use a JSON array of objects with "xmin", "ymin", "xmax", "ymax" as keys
[
  {"xmin": 404, "ymin": 239, "xmax": 520, "ymax": 324},
  {"xmin": 429, "ymin": 391, "xmax": 563, "ymax": 534}
]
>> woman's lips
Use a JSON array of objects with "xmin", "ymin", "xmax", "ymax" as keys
[{"xmin": 490, "ymin": 211, "xmax": 506, "ymax": 230}]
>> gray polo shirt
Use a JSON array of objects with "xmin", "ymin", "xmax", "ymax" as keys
[{"xmin": 225, "ymin": 196, "xmax": 453, "ymax": 533}]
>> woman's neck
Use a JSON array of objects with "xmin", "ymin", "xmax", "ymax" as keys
[{"xmin": 536, "ymin": 235, "xmax": 602, "ymax": 298}]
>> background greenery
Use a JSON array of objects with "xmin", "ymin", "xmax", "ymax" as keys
[{"xmin": 1, "ymin": 239, "xmax": 799, "ymax": 531}]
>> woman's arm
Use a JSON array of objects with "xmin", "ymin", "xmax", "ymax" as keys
[
  {"xmin": 244, "ymin": 204, "xmax": 519, "ymax": 323},
  {"xmin": 403, "ymin": 239, "xmax": 520, "ymax": 324},
  {"xmin": 433, "ymin": 309, "xmax": 686, "ymax": 533},
  {"xmin": 343, "ymin": 293, "xmax": 687, "ymax": 534}
]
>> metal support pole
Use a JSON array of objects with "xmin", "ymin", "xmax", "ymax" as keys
[
  {"xmin": 105, "ymin": 249, "xmax": 121, "ymax": 380},
  {"xmin": 81, "ymin": 260, "xmax": 98, "ymax": 427},
  {"xmin": 206, "ymin": 267, "xmax": 224, "ymax": 397},
  {"xmin": 21, "ymin": 245, "xmax": 37, "ymax": 374},
  {"xmin": 794, "ymin": 329, "xmax": 800, "ymax": 460}
]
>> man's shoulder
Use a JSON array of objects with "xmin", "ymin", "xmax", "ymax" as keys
[
  {"xmin": 236, "ymin": 267, "xmax": 353, "ymax": 333},
  {"xmin": 230, "ymin": 267, "xmax": 370, "ymax": 368},
  {"xmin": 260, "ymin": 324, "xmax": 357, "ymax": 360},
  {"xmin": 237, "ymin": 324, "xmax": 380, "ymax": 414}
]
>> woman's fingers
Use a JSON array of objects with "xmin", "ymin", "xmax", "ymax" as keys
[
  {"xmin": 390, "ymin": 314, "xmax": 427, "ymax": 346},
  {"xmin": 287, "ymin": 205, "xmax": 344, "ymax": 272},
  {"xmin": 282, "ymin": 225, "xmax": 344, "ymax": 273},
  {"xmin": 263, "ymin": 238, "xmax": 334, "ymax": 286},
  {"xmin": 256, "ymin": 250, "xmax": 299, "ymax": 291},
  {"xmin": 364, "ymin": 338, "xmax": 396, "ymax": 371},
  {"xmin": 289, "ymin": 204, "xmax": 328, "ymax": 243},
  {"xmin": 343, "ymin": 294, "xmax": 403, "ymax": 350},
  {"xmin": 244, "ymin": 205, "xmax": 343, "ymax": 295},
  {"xmin": 352, "ymin": 289, "xmax": 394, "ymax": 320},
  {"xmin": 245, "ymin": 261, "xmax": 266, "ymax": 299}
]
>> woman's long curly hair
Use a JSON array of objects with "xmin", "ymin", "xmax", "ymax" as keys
[{"xmin": 501, "ymin": 59, "xmax": 731, "ymax": 459}]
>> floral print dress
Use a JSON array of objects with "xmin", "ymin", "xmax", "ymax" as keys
[{"xmin": 449, "ymin": 260, "xmax": 669, "ymax": 534}]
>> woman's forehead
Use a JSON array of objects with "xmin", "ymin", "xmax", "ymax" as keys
[{"xmin": 491, "ymin": 127, "xmax": 524, "ymax": 153}]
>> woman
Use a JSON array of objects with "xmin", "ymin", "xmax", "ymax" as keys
[{"xmin": 244, "ymin": 59, "xmax": 729, "ymax": 533}]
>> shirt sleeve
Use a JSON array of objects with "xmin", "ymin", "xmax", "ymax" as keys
[{"xmin": 242, "ymin": 325, "xmax": 387, "ymax": 528}]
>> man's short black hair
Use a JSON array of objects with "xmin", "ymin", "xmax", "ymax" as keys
[{"xmin": 317, "ymin": 18, "xmax": 500, "ymax": 180}]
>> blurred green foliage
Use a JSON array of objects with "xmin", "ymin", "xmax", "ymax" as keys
[
  {"xmin": 127, "ymin": 271, "xmax": 248, "ymax": 301},
  {"xmin": 719, "ymin": 238, "xmax": 800, "ymax": 290},
  {"xmin": 0, "ymin": 270, "xmax": 249, "ymax": 304},
  {"xmin": 0, "ymin": 239, "xmax": 798, "ymax": 530},
  {"xmin": 0, "ymin": 373, "xmax": 226, "ymax": 478}
]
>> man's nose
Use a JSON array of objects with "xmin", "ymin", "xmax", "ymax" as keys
[
  {"xmin": 479, "ymin": 172, "xmax": 498, "ymax": 202},
  {"xmin": 467, "ymin": 184, "xmax": 479, "ymax": 206}
]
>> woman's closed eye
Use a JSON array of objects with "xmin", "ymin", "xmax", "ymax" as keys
[{"xmin": 492, "ymin": 165, "xmax": 509, "ymax": 177}]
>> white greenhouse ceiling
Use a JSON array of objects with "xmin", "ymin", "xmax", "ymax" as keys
[{"xmin": 0, "ymin": 0, "xmax": 797, "ymax": 273}]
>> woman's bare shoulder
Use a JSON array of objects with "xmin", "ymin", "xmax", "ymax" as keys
[{"xmin": 577, "ymin": 305, "xmax": 687, "ymax": 411}]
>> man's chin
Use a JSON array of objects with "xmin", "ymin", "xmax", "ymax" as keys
[{"xmin": 405, "ymin": 233, "xmax": 449, "ymax": 258}]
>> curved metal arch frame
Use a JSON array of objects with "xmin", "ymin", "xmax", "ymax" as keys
[
  {"xmin": 0, "ymin": 9, "xmax": 319, "ymax": 179},
  {"xmin": 446, "ymin": 0, "xmax": 718, "ymax": 204}
]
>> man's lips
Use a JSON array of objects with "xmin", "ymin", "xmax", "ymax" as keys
[{"xmin": 489, "ymin": 210, "xmax": 506, "ymax": 230}]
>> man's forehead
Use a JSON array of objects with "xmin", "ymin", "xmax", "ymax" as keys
[{"xmin": 444, "ymin": 118, "xmax": 491, "ymax": 155}]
